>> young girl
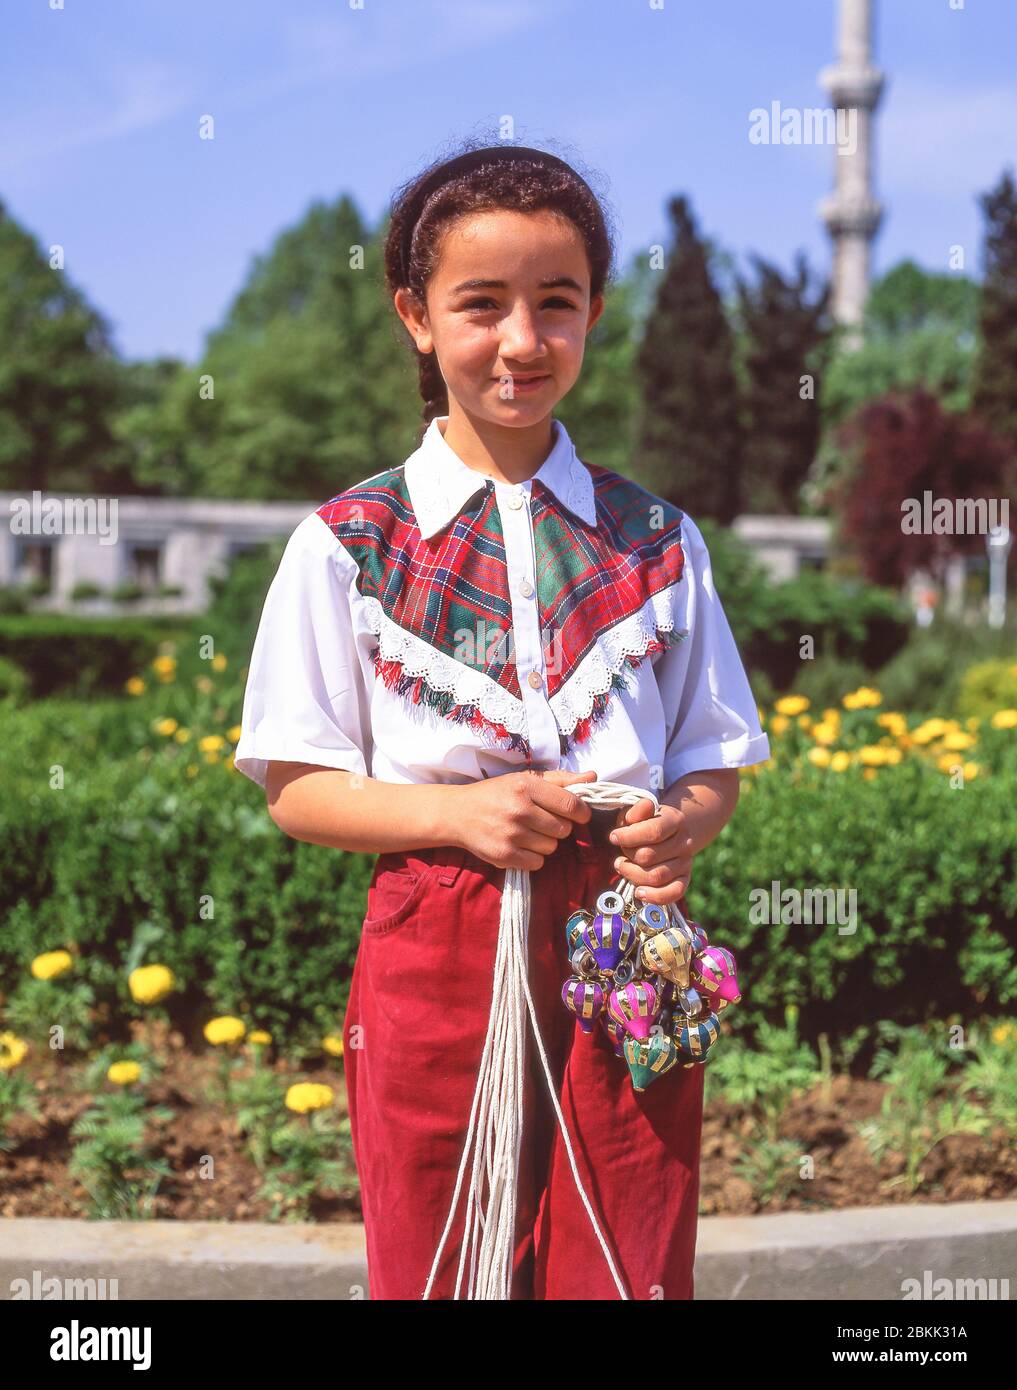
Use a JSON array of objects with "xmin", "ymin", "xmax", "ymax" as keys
[{"xmin": 234, "ymin": 143, "xmax": 770, "ymax": 1301}]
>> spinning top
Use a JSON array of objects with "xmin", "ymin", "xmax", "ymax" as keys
[
  {"xmin": 562, "ymin": 976, "xmax": 606, "ymax": 1033},
  {"xmin": 676, "ymin": 913, "xmax": 708, "ymax": 953},
  {"xmin": 613, "ymin": 956, "xmax": 636, "ymax": 985},
  {"xmin": 569, "ymin": 942, "xmax": 599, "ymax": 978},
  {"xmin": 641, "ymin": 926, "xmax": 694, "ymax": 988},
  {"xmin": 635, "ymin": 902, "xmax": 669, "ymax": 936},
  {"xmin": 565, "ymin": 910, "xmax": 591, "ymax": 953},
  {"xmin": 672, "ymin": 984, "xmax": 703, "ymax": 1018},
  {"xmin": 607, "ymin": 980, "xmax": 661, "ymax": 1041},
  {"xmin": 691, "ymin": 946, "xmax": 741, "ymax": 1006},
  {"xmin": 671, "ymin": 1009, "xmax": 721, "ymax": 1063},
  {"xmin": 582, "ymin": 909, "xmax": 636, "ymax": 973},
  {"xmin": 623, "ymin": 1032, "xmax": 679, "ymax": 1091}
]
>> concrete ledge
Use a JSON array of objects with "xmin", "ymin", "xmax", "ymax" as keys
[
  {"xmin": 2, "ymin": 1202, "xmax": 1015, "ymax": 1300},
  {"xmin": 695, "ymin": 1200, "xmax": 1017, "ymax": 1300}
]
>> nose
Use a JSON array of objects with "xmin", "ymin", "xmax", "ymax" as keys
[{"xmin": 498, "ymin": 303, "xmax": 545, "ymax": 362}]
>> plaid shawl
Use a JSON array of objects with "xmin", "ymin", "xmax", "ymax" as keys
[{"xmin": 316, "ymin": 461, "xmax": 686, "ymax": 761}]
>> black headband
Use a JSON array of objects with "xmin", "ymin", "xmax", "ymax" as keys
[{"xmin": 398, "ymin": 145, "xmax": 593, "ymax": 286}]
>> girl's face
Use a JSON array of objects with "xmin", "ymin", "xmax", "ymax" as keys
[{"xmin": 395, "ymin": 207, "xmax": 604, "ymax": 425}]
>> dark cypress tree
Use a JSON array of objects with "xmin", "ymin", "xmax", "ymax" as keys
[
  {"xmin": 735, "ymin": 251, "xmax": 832, "ymax": 514},
  {"xmin": 632, "ymin": 196, "xmax": 742, "ymax": 523},
  {"xmin": 972, "ymin": 168, "xmax": 1017, "ymax": 453}
]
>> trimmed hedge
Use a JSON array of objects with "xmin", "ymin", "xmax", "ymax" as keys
[
  {"xmin": 0, "ymin": 616, "xmax": 191, "ymax": 700},
  {"xmin": 1, "ymin": 689, "xmax": 1014, "ymax": 1059}
]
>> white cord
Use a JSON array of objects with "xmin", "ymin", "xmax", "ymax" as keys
[{"xmin": 422, "ymin": 780, "xmax": 661, "ymax": 1301}]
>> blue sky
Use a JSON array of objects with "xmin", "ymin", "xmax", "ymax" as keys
[{"xmin": 2, "ymin": 0, "xmax": 1014, "ymax": 362}]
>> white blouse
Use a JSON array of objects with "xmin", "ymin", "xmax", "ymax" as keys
[{"xmin": 234, "ymin": 415, "xmax": 770, "ymax": 792}]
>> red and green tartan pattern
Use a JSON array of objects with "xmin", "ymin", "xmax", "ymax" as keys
[{"xmin": 316, "ymin": 461, "xmax": 686, "ymax": 758}]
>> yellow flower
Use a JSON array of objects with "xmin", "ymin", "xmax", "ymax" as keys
[
  {"xmin": 322, "ymin": 1035, "xmax": 345, "ymax": 1057},
  {"xmin": 174, "ymin": 728, "xmax": 191, "ymax": 743},
  {"xmin": 991, "ymin": 709, "xmax": 1017, "ymax": 729},
  {"xmin": 858, "ymin": 745, "xmax": 888, "ymax": 766},
  {"xmin": 770, "ymin": 715, "xmax": 789, "ymax": 735},
  {"xmin": 883, "ymin": 747, "xmax": 903, "ymax": 764},
  {"xmin": 186, "ymin": 764, "xmax": 199, "ymax": 778},
  {"xmin": 248, "ymin": 1030, "xmax": 272, "ymax": 1046},
  {"xmin": 125, "ymin": 676, "xmax": 146, "ymax": 696},
  {"xmin": 876, "ymin": 712, "xmax": 907, "ymax": 738},
  {"xmin": 151, "ymin": 654, "xmax": 177, "ymax": 681},
  {"xmin": 992, "ymin": 1022, "xmax": 1016, "ymax": 1046},
  {"xmin": 31, "ymin": 949, "xmax": 73, "ymax": 981},
  {"xmin": 843, "ymin": 686, "xmax": 882, "ymax": 710},
  {"xmin": 936, "ymin": 754, "xmax": 977, "ymax": 778},
  {"xmin": 152, "ymin": 717, "xmax": 178, "ymax": 737},
  {"xmin": 775, "ymin": 695, "xmax": 810, "ymax": 717},
  {"xmin": 807, "ymin": 746, "xmax": 832, "ymax": 768},
  {"xmin": 940, "ymin": 730, "xmax": 975, "ymax": 752},
  {"xmin": 195, "ymin": 676, "xmax": 214, "ymax": 695},
  {"xmin": 829, "ymin": 751, "xmax": 851, "ymax": 772},
  {"xmin": 211, "ymin": 653, "xmax": 228, "ymax": 672},
  {"xmin": 107, "ymin": 1060, "xmax": 141, "ymax": 1085},
  {"xmin": 204, "ymin": 1016, "xmax": 246, "ymax": 1046},
  {"xmin": 821, "ymin": 708, "xmax": 842, "ymax": 725},
  {"xmin": 862, "ymin": 768, "xmax": 877, "ymax": 780},
  {"xmin": 811, "ymin": 720, "xmax": 839, "ymax": 746},
  {"xmin": 227, "ymin": 725, "xmax": 242, "ymax": 743},
  {"xmin": 128, "ymin": 964, "xmax": 175, "ymax": 1005},
  {"xmin": 912, "ymin": 718, "xmax": 949, "ymax": 745},
  {"xmin": 0, "ymin": 1032, "xmax": 29, "ymax": 1070},
  {"xmin": 199, "ymin": 734, "xmax": 225, "ymax": 753},
  {"xmin": 285, "ymin": 1082, "xmax": 335, "ymax": 1114}
]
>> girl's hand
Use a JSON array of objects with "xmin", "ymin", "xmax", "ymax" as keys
[
  {"xmin": 608, "ymin": 799, "xmax": 695, "ymax": 904},
  {"xmin": 453, "ymin": 769, "xmax": 597, "ymax": 871}
]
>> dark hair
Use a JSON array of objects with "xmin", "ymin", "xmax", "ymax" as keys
[{"xmin": 383, "ymin": 138, "xmax": 616, "ymax": 434}]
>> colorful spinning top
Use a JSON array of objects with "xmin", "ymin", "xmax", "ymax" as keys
[{"xmin": 558, "ymin": 872, "xmax": 744, "ymax": 1092}]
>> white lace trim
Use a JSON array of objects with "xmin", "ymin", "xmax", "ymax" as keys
[
  {"xmin": 360, "ymin": 582, "xmax": 686, "ymax": 744},
  {"xmin": 549, "ymin": 583, "xmax": 687, "ymax": 739},
  {"xmin": 361, "ymin": 594, "xmax": 528, "ymax": 736}
]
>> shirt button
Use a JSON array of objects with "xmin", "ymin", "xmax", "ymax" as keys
[
  {"xmin": 520, "ymin": 580, "xmax": 534, "ymax": 599},
  {"xmin": 527, "ymin": 670, "xmax": 543, "ymax": 690},
  {"xmin": 506, "ymin": 493, "xmax": 523, "ymax": 510}
]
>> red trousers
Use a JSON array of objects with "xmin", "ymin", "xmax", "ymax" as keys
[{"xmin": 341, "ymin": 821, "xmax": 705, "ymax": 1300}]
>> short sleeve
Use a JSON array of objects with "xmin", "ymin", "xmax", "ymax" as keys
[
  {"xmin": 233, "ymin": 512, "xmax": 372, "ymax": 790},
  {"xmin": 657, "ymin": 513, "xmax": 770, "ymax": 784}
]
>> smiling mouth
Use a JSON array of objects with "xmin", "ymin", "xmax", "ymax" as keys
[{"xmin": 496, "ymin": 373, "xmax": 551, "ymax": 385}]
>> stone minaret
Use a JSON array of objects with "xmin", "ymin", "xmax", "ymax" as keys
[{"xmin": 818, "ymin": 0, "xmax": 885, "ymax": 343}]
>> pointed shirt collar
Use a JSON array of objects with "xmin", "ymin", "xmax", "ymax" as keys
[{"xmin": 404, "ymin": 415, "xmax": 597, "ymax": 540}]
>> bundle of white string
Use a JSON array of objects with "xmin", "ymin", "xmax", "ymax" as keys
[{"xmin": 423, "ymin": 780, "xmax": 660, "ymax": 1301}]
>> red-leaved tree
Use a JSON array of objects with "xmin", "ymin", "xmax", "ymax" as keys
[{"xmin": 829, "ymin": 388, "xmax": 1016, "ymax": 587}]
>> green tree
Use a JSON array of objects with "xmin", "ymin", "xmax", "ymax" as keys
[
  {"xmin": 972, "ymin": 168, "xmax": 1017, "ymax": 453},
  {"xmin": 0, "ymin": 199, "xmax": 127, "ymax": 492},
  {"xmin": 557, "ymin": 268, "xmax": 639, "ymax": 473},
  {"xmin": 735, "ymin": 251, "xmax": 832, "ymax": 515},
  {"xmin": 821, "ymin": 259, "xmax": 979, "ymax": 432},
  {"xmin": 128, "ymin": 197, "xmax": 420, "ymax": 500},
  {"xmin": 632, "ymin": 196, "xmax": 742, "ymax": 523}
]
